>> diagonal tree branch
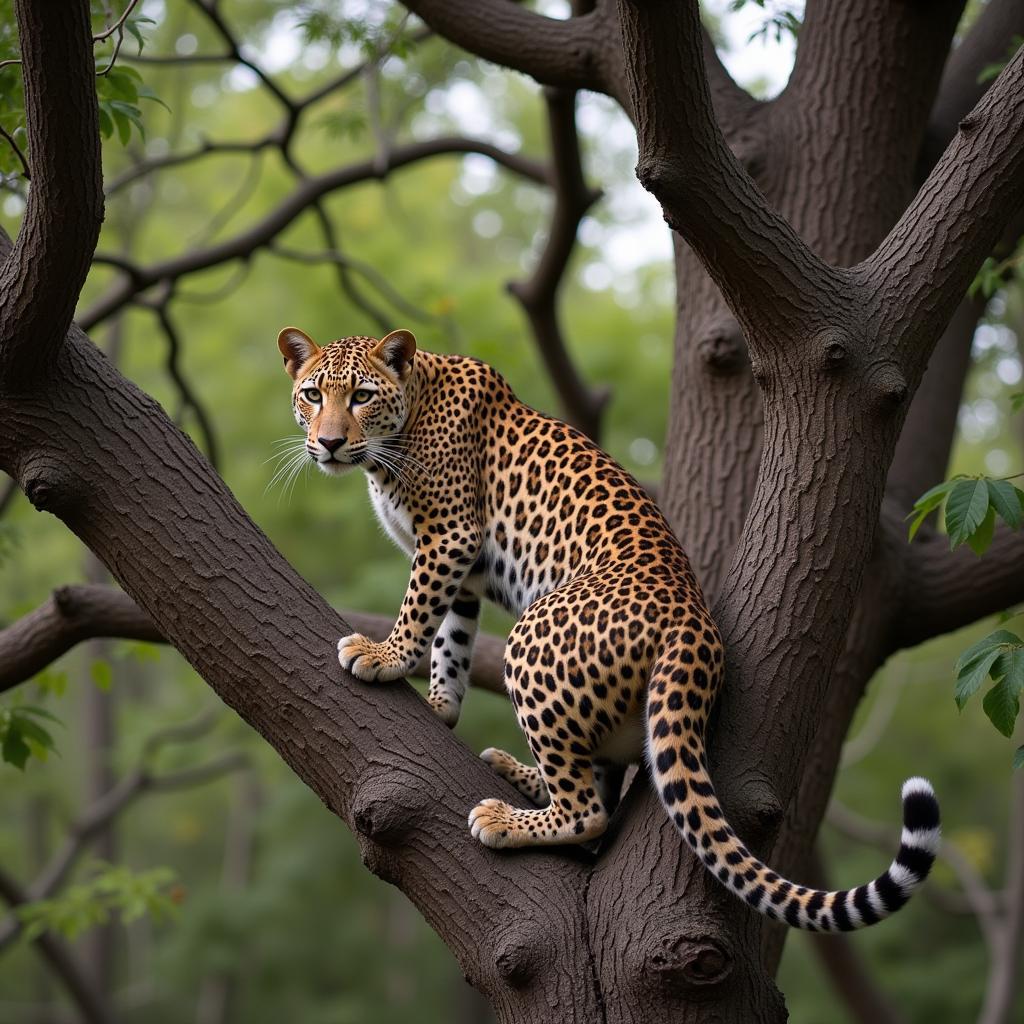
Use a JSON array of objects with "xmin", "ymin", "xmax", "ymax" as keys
[{"xmin": 0, "ymin": 1, "xmax": 102, "ymax": 385}]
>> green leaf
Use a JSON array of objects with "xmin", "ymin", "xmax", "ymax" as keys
[
  {"xmin": 994, "ymin": 645, "xmax": 1024, "ymax": 697},
  {"xmin": 967, "ymin": 506, "xmax": 996, "ymax": 555},
  {"xmin": 955, "ymin": 629, "xmax": 1022, "ymax": 674},
  {"xmin": 1014, "ymin": 746, "xmax": 1024, "ymax": 771},
  {"xmin": 1011, "ymin": 392, "xmax": 1024, "ymax": 414},
  {"xmin": 19, "ymin": 705, "xmax": 62, "ymax": 724},
  {"xmin": 12, "ymin": 715, "xmax": 55, "ymax": 751},
  {"xmin": 97, "ymin": 103, "xmax": 114, "ymax": 139},
  {"xmin": 2, "ymin": 728, "xmax": 30, "ymax": 770},
  {"xmin": 90, "ymin": 660, "xmax": 112, "ymax": 691},
  {"xmin": 983, "ymin": 677, "xmax": 1020, "ymax": 738},
  {"xmin": 906, "ymin": 479, "xmax": 957, "ymax": 541},
  {"xmin": 955, "ymin": 647, "xmax": 1001, "ymax": 709},
  {"xmin": 33, "ymin": 669, "xmax": 67, "ymax": 697},
  {"xmin": 137, "ymin": 83, "xmax": 170, "ymax": 113},
  {"xmin": 988, "ymin": 478, "xmax": 1023, "ymax": 529},
  {"xmin": 945, "ymin": 478, "xmax": 990, "ymax": 549}
]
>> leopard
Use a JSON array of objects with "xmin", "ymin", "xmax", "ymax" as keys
[{"xmin": 276, "ymin": 325, "xmax": 941, "ymax": 932}]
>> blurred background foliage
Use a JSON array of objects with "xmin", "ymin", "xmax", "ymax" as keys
[{"xmin": 0, "ymin": 1, "xmax": 1022, "ymax": 1022}]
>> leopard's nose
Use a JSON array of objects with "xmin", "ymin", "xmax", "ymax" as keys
[{"xmin": 318, "ymin": 436, "xmax": 345, "ymax": 453}]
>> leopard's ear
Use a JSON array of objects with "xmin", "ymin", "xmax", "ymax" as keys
[
  {"xmin": 277, "ymin": 327, "xmax": 321, "ymax": 378},
  {"xmin": 370, "ymin": 329, "xmax": 416, "ymax": 382}
]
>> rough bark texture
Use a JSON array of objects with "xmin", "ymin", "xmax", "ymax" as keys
[{"xmin": 4, "ymin": 1, "xmax": 1024, "ymax": 1022}]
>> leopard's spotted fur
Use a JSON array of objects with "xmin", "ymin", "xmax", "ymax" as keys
[{"xmin": 277, "ymin": 326, "xmax": 940, "ymax": 932}]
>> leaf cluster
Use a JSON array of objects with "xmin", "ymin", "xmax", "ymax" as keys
[
  {"xmin": 954, "ymin": 630, "xmax": 1024, "ymax": 767},
  {"xmin": 727, "ymin": 0, "xmax": 802, "ymax": 44},
  {"xmin": 16, "ymin": 862, "xmax": 180, "ymax": 942},
  {"xmin": 0, "ymin": 703, "xmax": 60, "ymax": 770},
  {"xmin": 907, "ymin": 475, "xmax": 1024, "ymax": 554}
]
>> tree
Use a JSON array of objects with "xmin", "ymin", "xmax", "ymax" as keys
[{"xmin": 1, "ymin": 1, "xmax": 1024, "ymax": 1021}]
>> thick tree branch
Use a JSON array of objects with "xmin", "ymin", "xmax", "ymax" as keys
[
  {"xmin": 400, "ymin": 0, "xmax": 622, "ymax": 99},
  {"xmin": 0, "ymin": 1, "xmax": 103, "ymax": 385},
  {"xmin": 80, "ymin": 137, "xmax": 551, "ymax": 331},
  {"xmin": 0, "ymin": 583, "xmax": 506, "ymax": 697},
  {"xmin": 862, "ymin": 47, "xmax": 1024, "ymax": 375},
  {"xmin": 616, "ymin": 0, "xmax": 842, "ymax": 344},
  {"xmin": 507, "ymin": 87, "xmax": 607, "ymax": 439},
  {"xmin": 898, "ymin": 525, "xmax": 1024, "ymax": 649}
]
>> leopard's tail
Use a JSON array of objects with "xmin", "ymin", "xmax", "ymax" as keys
[{"xmin": 646, "ymin": 648, "xmax": 940, "ymax": 931}]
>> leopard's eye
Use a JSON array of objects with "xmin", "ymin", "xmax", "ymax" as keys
[
  {"xmin": 301, "ymin": 387, "xmax": 322, "ymax": 403},
  {"xmin": 352, "ymin": 388, "xmax": 374, "ymax": 406}
]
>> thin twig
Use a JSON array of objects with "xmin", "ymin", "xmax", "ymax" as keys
[
  {"xmin": 0, "ymin": 124, "xmax": 30, "ymax": 180},
  {"xmin": 92, "ymin": 0, "xmax": 141, "ymax": 43}
]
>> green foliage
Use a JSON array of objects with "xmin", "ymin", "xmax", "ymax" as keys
[
  {"xmin": 0, "ymin": 704, "xmax": 60, "ymax": 770},
  {"xmin": 907, "ymin": 474, "xmax": 1024, "ymax": 551},
  {"xmin": 1011, "ymin": 391, "xmax": 1024, "ymax": 413},
  {"xmin": 17, "ymin": 862, "xmax": 179, "ymax": 942},
  {"xmin": 727, "ymin": 0, "xmax": 802, "ymax": 43},
  {"xmin": 954, "ymin": 629, "xmax": 1024, "ymax": 739},
  {"xmin": 296, "ymin": 2, "xmax": 419, "ymax": 58},
  {"xmin": 1014, "ymin": 745, "xmax": 1024, "ymax": 771},
  {"xmin": 0, "ymin": 2, "xmax": 161, "ymax": 174},
  {"xmin": 90, "ymin": 657, "xmax": 113, "ymax": 691},
  {"xmin": 970, "ymin": 237, "xmax": 1024, "ymax": 299}
]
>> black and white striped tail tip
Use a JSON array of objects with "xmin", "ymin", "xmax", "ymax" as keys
[
  {"xmin": 803, "ymin": 778, "xmax": 940, "ymax": 933},
  {"xmin": 837, "ymin": 776, "xmax": 940, "ymax": 932},
  {"xmin": 895, "ymin": 776, "xmax": 941, "ymax": 881}
]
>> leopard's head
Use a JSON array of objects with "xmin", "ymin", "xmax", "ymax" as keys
[{"xmin": 277, "ymin": 326, "xmax": 417, "ymax": 476}]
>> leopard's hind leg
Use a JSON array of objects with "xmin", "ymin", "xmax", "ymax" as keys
[
  {"xmin": 480, "ymin": 748, "xmax": 548, "ymax": 806},
  {"xmin": 469, "ymin": 571, "xmax": 651, "ymax": 849}
]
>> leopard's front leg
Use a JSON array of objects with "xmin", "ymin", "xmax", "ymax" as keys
[
  {"xmin": 338, "ymin": 518, "xmax": 481, "ymax": 687},
  {"xmin": 427, "ymin": 589, "xmax": 481, "ymax": 727}
]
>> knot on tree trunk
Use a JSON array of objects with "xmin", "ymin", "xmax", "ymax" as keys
[
  {"xmin": 637, "ymin": 930, "xmax": 734, "ymax": 994},
  {"xmin": 719, "ymin": 774, "xmax": 784, "ymax": 851},
  {"xmin": 866, "ymin": 360, "xmax": 909, "ymax": 413},
  {"xmin": 695, "ymin": 316, "xmax": 747, "ymax": 375},
  {"xmin": 352, "ymin": 775, "xmax": 429, "ymax": 848},
  {"xmin": 816, "ymin": 329, "xmax": 853, "ymax": 374},
  {"xmin": 492, "ymin": 928, "xmax": 553, "ymax": 989},
  {"xmin": 20, "ymin": 456, "xmax": 85, "ymax": 517}
]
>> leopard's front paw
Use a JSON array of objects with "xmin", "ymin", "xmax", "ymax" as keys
[
  {"xmin": 337, "ymin": 634, "xmax": 410, "ymax": 682},
  {"xmin": 468, "ymin": 798, "xmax": 519, "ymax": 849}
]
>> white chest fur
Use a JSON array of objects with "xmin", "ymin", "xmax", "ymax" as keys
[{"xmin": 367, "ymin": 477, "xmax": 415, "ymax": 557}]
